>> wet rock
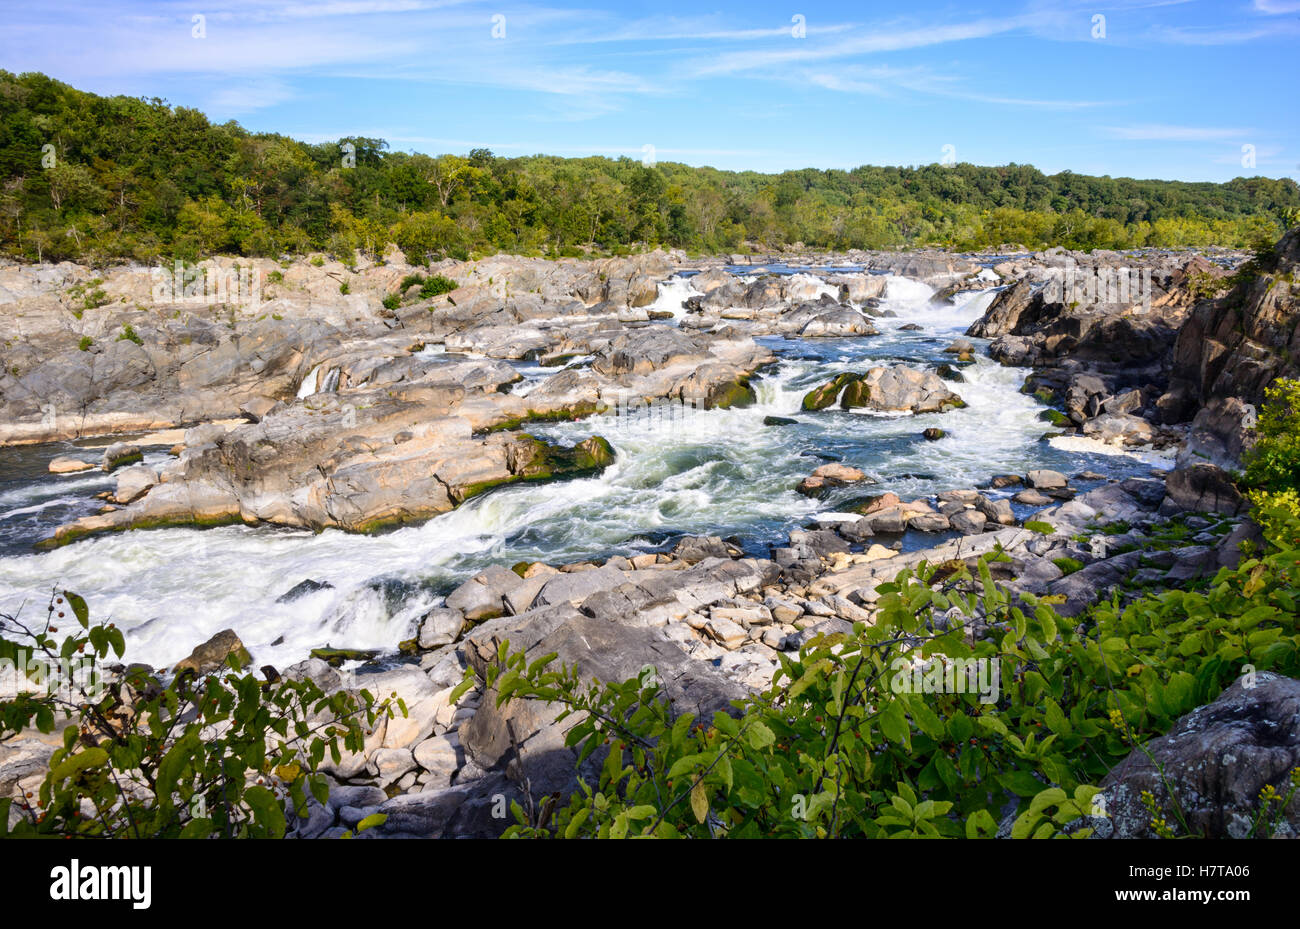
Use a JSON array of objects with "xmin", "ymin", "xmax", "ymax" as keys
[
  {"xmin": 796, "ymin": 462, "xmax": 868, "ymax": 496},
  {"xmin": 1026, "ymin": 469, "xmax": 1068, "ymax": 490},
  {"xmin": 922, "ymin": 428, "xmax": 945, "ymax": 441},
  {"xmin": 174, "ymin": 629, "xmax": 250, "ymax": 676},
  {"xmin": 949, "ymin": 510, "xmax": 988, "ymax": 535},
  {"xmin": 445, "ymin": 564, "xmax": 526, "ymax": 620},
  {"xmin": 417, "ymin": 607, "xmax": 466, "ymax": 648},
  {"xmin": 48, "ymin": 456, "xmax": 94, "ymax": 474},
  {"xmin": 276, "ymin": 579, "xmax": 335, "ymax": 603},
  {"xmin": 101, "ymin": 442, "xmax": 142, "ymax": 472}
]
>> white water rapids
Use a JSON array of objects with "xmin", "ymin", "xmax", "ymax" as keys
[{"xmin": 0, "ymin": 274, "xmax": 1165, "ymax": 670}]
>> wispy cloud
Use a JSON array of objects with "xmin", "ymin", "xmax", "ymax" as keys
[
  {"xmin": 1253, "ymin": 0, "xmax": 1300, "ymax": 13},
  {"xmin": 1150, "ymin": 24, "xmax": 1298, "ymax": 44},
  {"xmin": 546, "ymin": 16, "xmax": 857, "ymax": 46},
  {"xmin": 1104, "ymin": 124, "xmax": 1253, "ymax": 141},
  {"xmin": 787, "ymin": 63, "xmax": 1111, "ymax": 110},
  {"xmin": 691, "ymin": 16, "xmax": 1039, "ymax": 77},
  {"xmin": 206, "ymin": 78, "xmax": 296, "ymax": 113}
]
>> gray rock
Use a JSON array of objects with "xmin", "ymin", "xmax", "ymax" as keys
[
  {"xmin": 1099, "ymin": 674, "xmax": 1300, "ymax": 839},
  {"xmin": 1164, "ymin": 465, "xmax": 1245, "ymax": 516},
  {"xmin": 101, "ymin": 442, "xmax": 142, "ymax": 472},
  {"xmin": 949, "ymin": 510, "xmax": 988, "ymax": 535},
  {"xmin": 276, "ymin": 579, "xmax": 334, "ymax": 603},
  {"xmin": 445, "ymin": 564, "xmax": 525, "ymax": 620},
  {"xmin": 532, "ymin": 565, "xmax": 628, "ymax": 608},
  {"xmin": 1026, "ymin": 469, "xmax": 1067, "ymax": 490},
  {"xmin": 976, "ymin": 496, "xmax": 1015, "ymax": 526},
  {"xmin": 418, "ymin": 607, "xmax": 466, "ymax": 649}
]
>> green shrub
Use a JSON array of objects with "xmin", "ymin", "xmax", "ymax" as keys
[
  {"xmin": 419, "ymin": 275, "xmax": 457, "ymax": 299},
  {"xmin": 0, "ymin": 593, "xmax": 399, "ymax": 838},
  {"xmin": 116, "ymin": 324, "xmax": 143, "ymax": 345},
  {"xmin": 382, "ymin": 293, "xmax": 401, "ymax": 310},
  {"xmin": 486, "ymin": 515, "xmax": 1300, "ymax": 839},
  {"xmin": 1241, "ymin": 378, "xmax": 1300, "ymax": 543},
  {"xmin": 1052, "ymin": 557, "xmax": 1084, "ymax": 575},
  {"xmin": 339, "ymin": 281, "xmax": 350, "ymax": 295},
  {"xmin": 77, "ymin": 336, "xmax": 93, "ymax": 352}
]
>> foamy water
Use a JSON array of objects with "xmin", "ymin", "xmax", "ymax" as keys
[{"xmin": 0, "ymin": 276, "xmax": 1161, "ymax": 670}]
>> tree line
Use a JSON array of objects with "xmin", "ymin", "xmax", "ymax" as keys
[{"xmin": 2, "ymin": 70, "xmax": 1297, "ymax": 265}]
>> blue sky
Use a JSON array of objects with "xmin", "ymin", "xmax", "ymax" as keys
[{"xmin": 3, "ymin": 0, "xmax": 1298, "ymax": 182}]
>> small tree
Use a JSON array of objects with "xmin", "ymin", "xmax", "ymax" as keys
[{"xmin": 0, "ymin": 592, "xmax": 397, "ymax": 838}]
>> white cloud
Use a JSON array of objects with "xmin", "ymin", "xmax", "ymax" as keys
[
  {"xmin": 1253, "ymin": 1, "xmax": 1300, "ymax": 13},
  {"xmin": 207, "ymin": 79, "xmax": 296, "ymax": 113},
  {"xmin": 691, "ymin": 16, "xmax": 1036, "ymax": 77}
]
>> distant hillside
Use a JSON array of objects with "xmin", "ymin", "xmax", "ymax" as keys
[{"xmin": 1, "ymin": 70, "xmax": 1297, "ymax": 264}]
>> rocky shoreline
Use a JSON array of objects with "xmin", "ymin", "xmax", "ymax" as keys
[{"xmin": 3, "ymin": 230, "xmax": 1298, "ymax": 838}]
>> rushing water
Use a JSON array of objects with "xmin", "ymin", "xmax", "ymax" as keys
[{"xmin": 0, "ymin": 274, "xmax": 1168, "ymax": 671}]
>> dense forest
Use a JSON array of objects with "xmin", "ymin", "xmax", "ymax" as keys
[{"xmin": 1, "ymin": 70, "xmax": 1297, "ymax": 264}]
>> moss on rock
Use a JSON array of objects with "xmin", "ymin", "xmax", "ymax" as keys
[{"xmin": 802, "ymin": 372, "xmax": 860, "ymax": 411}]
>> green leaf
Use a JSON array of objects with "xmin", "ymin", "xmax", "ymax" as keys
[
  {"xmin": 878, "ymin": 699, "xmax": 911, "ymax": 746},
  {"xmin": 690, "ymin": 782, "xmax": 709, "ymax": 824},
  {"xmin": 244, "ymin": 785, "xmax": 287, "ymax": 838},
  {"xmin": 746, "ymin": 719, "xmax": 775, "ymax": 750},
  {"xmin": 62, "ymin": 591, "xmax": 90, "ymax": 629},
  {"xmin": 997, "ymin": 769, "xmax": 1045, "ymax": 798}
]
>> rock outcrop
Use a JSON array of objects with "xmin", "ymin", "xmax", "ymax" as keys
[
  {"xmin": 1159, "ymin": 228, "xmax": 1300, "ymax": 466},
  {"xmin": 801, "ymin": 366, "xmax": 964, "ymax": 414},
  {"xmin": 1099, "ymin": 673, "xmax": 1300, "ymax": 839}
]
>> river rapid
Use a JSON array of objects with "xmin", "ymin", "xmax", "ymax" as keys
[{"xmin": 0, "ymin": 271, "xmax": 1170, "ymax": 670}]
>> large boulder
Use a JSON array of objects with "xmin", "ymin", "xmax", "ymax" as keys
[
  {"xmin": 801, "ymin": 366, "xmax": 964, "ymax": 414},
  {"xmin": 174, "ymin": 629, "xmax": 251, "ymax": 676},
  {"xmin": 457, "ymin": 607, "xmax": 748, "ymax": 818},
  {"xmin": 1159, "ymin": 228, "xmax": 1300, "ymax": 426},
  {"xmin": 1098, "ymin": 674, "xmax": 1300, "ymax": 838},
  {"xmin": 591, "ymin": 327, "xmax": 709, "ymax": 376},
  {"xmin": 1164, "ymin": 464, "xmax": 1245, "ymax": 515}
]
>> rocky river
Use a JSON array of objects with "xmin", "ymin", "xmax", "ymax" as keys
[{"xmin": 2, "ymin": 231, "xmax": 1297, "ymax": 837}]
